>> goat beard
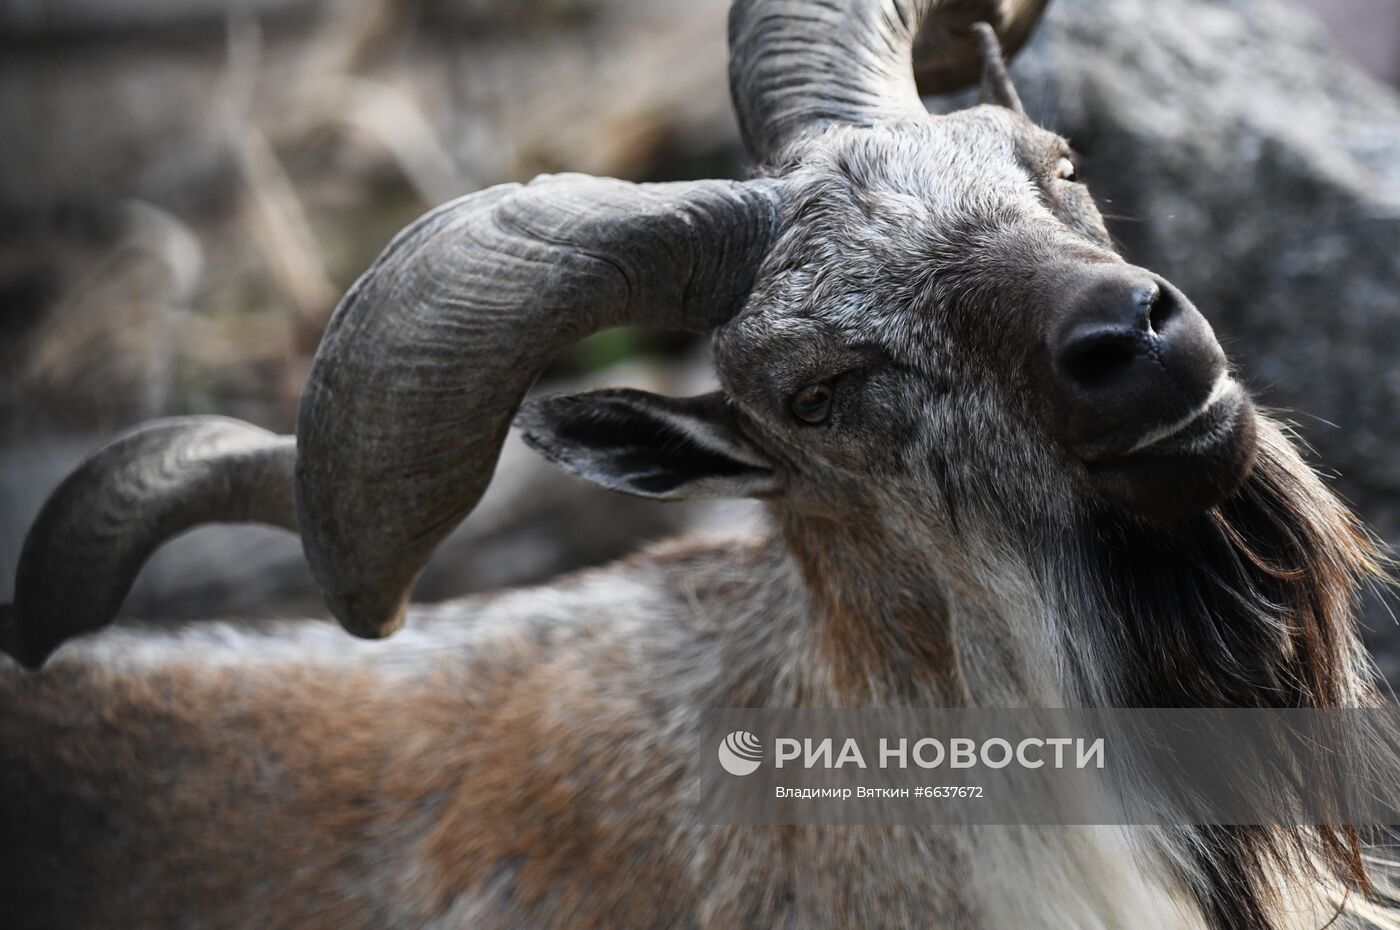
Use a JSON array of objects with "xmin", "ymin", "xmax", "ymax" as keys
[
  {"xmin": 1044, "ymin": 415, "xmax": 1395, "ymax": 930},
  {"xmin": 1075, "ymin": 417, "xmax": 1383, "ymax": 710}
]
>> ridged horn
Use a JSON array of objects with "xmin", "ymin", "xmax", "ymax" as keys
[
  {"xmin": 728, "ymin": 0, "xmax": 1051, "ymax": 165},
  {"xmin": 295, "ymin": 173, "xmax": 784, "ymax": 638},
  {"xmin": 2, "ymin": 417, "xmax": 297, "ymax": 668}
]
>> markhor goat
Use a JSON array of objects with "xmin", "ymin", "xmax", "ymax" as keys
[{"xmin": 2, "ymin": 2, "xmax": 1396, "ymax": 928}]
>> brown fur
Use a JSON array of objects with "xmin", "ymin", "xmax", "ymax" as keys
[{"xmin": 782, "ymin": 511, "xmax": 967, "ymax": 705}]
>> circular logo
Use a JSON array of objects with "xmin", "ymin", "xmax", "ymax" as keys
[{"xmin": 718, "ymin": 730, "xmax": 763, "ymax": 776}]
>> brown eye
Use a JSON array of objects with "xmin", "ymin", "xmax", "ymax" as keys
[
  {"xmin": 790, "ymin": 383, "xmax": 834, "ymax": 424},
  {"xmin": 1056, "ymin": 156, "xmax": 1078, "ymax": 182}
]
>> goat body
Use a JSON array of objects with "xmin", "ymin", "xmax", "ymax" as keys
[{"xmin": 4, "ymin": 537, "xmax": 1214, "ymax": 929}]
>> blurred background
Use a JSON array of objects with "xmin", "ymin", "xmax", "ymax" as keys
[{"xmin": 1, "ymin": 0, "xmax": 1398, "ymax": 677}]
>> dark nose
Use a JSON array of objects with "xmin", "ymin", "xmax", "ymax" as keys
[{"xmin": 1047, "ymin": 266, "xmax": 1225, "ymax": 459}]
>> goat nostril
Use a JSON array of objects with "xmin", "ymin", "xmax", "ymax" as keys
[
  {"xmin": 1060, "ymin": 335, "xmax": 1138, "ymax": 387},
  {"xmin": 1147, "ymin": 286, "xmax": 1175, "ymax": 335}
]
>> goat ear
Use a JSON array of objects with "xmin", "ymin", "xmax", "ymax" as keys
[
  {"xmin": 973, "ymin": 23, "xmax": 1026, "ymax": 116},
  {"xmin": 515, "ymin": 389, "xmax": 782, "ymax": 500}
]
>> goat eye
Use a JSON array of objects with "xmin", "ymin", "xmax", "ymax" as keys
[
  {"xmin": 790, "ymin": 383, "xmax": 834, "ymax": 424},
  {"xmin": 1056, "ymin": 156, "xmax": 1078, "ymax": 182}
]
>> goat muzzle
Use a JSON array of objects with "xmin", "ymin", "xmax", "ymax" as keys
[{"xmin": 1036, "ymin": 264, "xmax": 1260, "ymax": 516}]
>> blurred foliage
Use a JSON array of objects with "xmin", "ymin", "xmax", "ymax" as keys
[
  {"xmin": 555, "ymin": 328, "xmax": 700, "ymax": 376},
  {"xmin": 0, "ymin": 0, "xmax": 1392, "ymax": 436},
  {"xmin": 0, "ymin": 0, "xmax": 739, "ymax": 439}
]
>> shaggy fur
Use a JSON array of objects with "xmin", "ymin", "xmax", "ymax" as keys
[{"xmin": 2, "ymin": 436, "xmax": 1391, "ymax": 928}]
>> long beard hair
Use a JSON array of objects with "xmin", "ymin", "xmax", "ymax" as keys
[{"xmin": 1043, "ymin": 418, "xmax": 1397, "ymax": 929}]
